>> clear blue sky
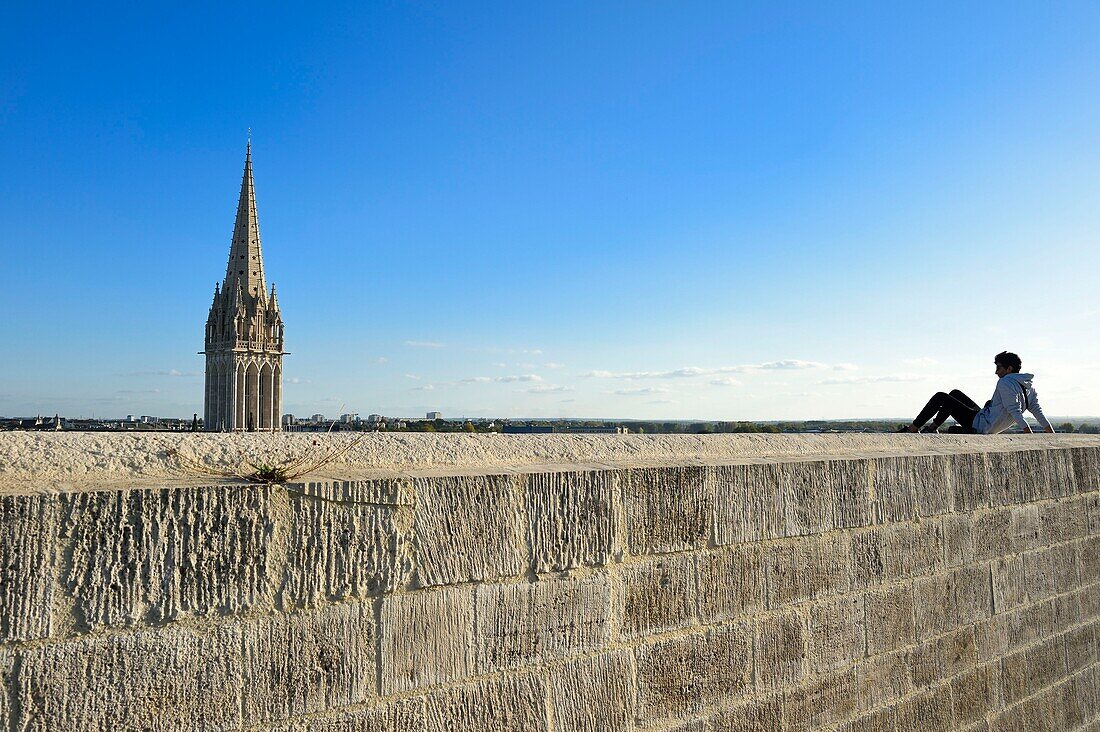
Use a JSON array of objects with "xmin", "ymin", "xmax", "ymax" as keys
[{"xmin": 2, "ymin": 3, "xmax": 1099, "ymax": 420}]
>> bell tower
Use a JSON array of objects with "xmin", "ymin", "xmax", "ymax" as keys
[{"xmin": 202, "ymin": 141, "xmax": 285, "ymax": 431}]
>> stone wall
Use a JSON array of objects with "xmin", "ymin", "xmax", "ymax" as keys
[{"xmin": 0, "ymin": 443, "xmax": 1097, "ymax": 730}]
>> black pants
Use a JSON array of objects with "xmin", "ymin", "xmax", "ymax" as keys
[{"xmin": 913, "ymin": 389, "xmax": 980, "ymax": 431}]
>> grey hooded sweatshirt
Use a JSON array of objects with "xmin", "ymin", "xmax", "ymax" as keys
[{"xmin": 972, "ymin": 372, "xmax": 1052, "ymax": 434}]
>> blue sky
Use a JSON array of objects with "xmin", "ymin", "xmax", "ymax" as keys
[{"xmin": 2, "ymin": 2, "xmax": 1099, "ymax": 420}]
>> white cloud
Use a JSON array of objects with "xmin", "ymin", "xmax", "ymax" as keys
[
  {"xmin": 404, "ymin": 373, "xmax": 421, "ymax": 380},
  {"xmin": 287, "ymin": 377, "xmax": 312, "ymax": 385},
  {"xmin": 544, "ymin": 362, "xmax": 565, "ymax": 369},
  {"xmin": 902, "ymin": 357, "xmax": 938, "ymax": 368},
  {"xmin": 404, "ymin": 340, "xmax": 445, "ymax": 349},
  {"xmin": 496, "ymin": 374, "xmax": 542, "ymax": 383},
  {"xmin": 709, "ymin": 377, "xmax": 742, "ymax": 387},
  {"xmin": 528, "ymin": 385, "xmax": 571, "ymax": 393},
  {"xmin": 614, "ymin": 386, "xmax": 671, "ymax": 396},
  {"xmin": 581, "ymin": 360, "xmax": 830, "ymax": 380},
  {"xmin": 370, "ymin": 356, "xmax": 388, "ymax": 364},
  {"xmin": 647, "ymin": 399, "xmax": 677, "ymax": 404},
  {"xmin": 411, "ymin": 384, "xmax": 435, "ymax": 391},
  {"xmin": 833, "ymin": 363, "xmax": 860, "ymax": 371},
  {"xmin": 819, "ymin": 373, "xmax": 927, "ymax": 385},
  {"xmin": 461, "ymin": 376, "xmax": 492, "ymax": 383}
]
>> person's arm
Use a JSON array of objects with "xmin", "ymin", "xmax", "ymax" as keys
[
  {"xmin": 997, "ymin": 380, "xmax": 1032, "ymax": 433},
  {"xmin": 1028, "ymin": 392, "xmax": 1055, "ymax": 433}
]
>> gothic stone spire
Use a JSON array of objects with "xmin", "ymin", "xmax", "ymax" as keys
[{"xmin": 223, "ymin": 140, "xmax": 267, "ymax": 299}]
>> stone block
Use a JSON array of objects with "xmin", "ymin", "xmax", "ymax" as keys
[
  {"xmin": 423, "ymin": 674, "xmax": 548, "ymax": 731},
  {"xmin": 988, "ymin": 450, "xmax": 1050, "ymax": 506},
  {"xmin": 703, "ymin": 697, "xmax": 781, "ymax": 731},
  {"xmin": 549, "ymin": 650, "xmax": 636, "ymax": 732},
  {"xmin": 239, "ymin": 603, "xmax": 375, "ymax": 725},
  {"xmin": 412, "ymin": 474, "xmax": 524, "ymax": 586},
  {"xmin": 951, "ymin": 663, "xmax": 1000, "ymax": 727},
  {"xmin": 837, "ymin": 707, "xmax": 895, "ymax": 732},
  {"xmin": 525, "ymin": 469, "xmax": 621, "ymax": 573},
  {"xmin": 697, "ymin": 545, "xmax": 764, "ymax": 623},
  {"xmin": 616, "ymin": 555, "xmax": 695, "ymax": 639},
  {"xmin": 1048, "ymin": 542, "xmax": 1081, "ymax": 593},
  {"xmin": 1046, "ymin": 448, "xmax": 1080, "ymax": 498},
  {"xmin": 909, "ymin": 626, "xmax": 976, "ymax": 688},
  {"xmin": 808, "ymin": 594, "xmax": 865, "ymax": 673},
  {"xmin": 766, "ymin": 535, "xmax": 849, "ymax": 608},
  {"xmin": 895, "ymin": 685, "xmax": 953, "ymax": 731},
  {"xmin": 953, "ymin": 564, "xmax": 994, "ymax": 624},
  {"xmin": 1008, "ymin": 504, "xmax": 1042, "ymax": 552},
  {"xmin": 624, "ymin": 465, "xmax": 711, "ymax": 554},
  {"xmin": 0, "ymin": 648, "xmax": 12, "ymax": 730},
  {"xmin": 283, "ymin": 699, "xmax": 426, "ymax": 732},
  {"xmin": 913, "ymin": 574, "xmax": 954, "ymax": 640},
  {"xmin": 992, "ymin": 555, "xmax": 1024, "ymax": 614},
  {"xmin": 909, "ymin": 454, "xmax": 955, "ymax": 517},
  {"xmin": 864, "ymin": 582, "xmax": 914, "ymax": 655},
  {"xmin": 1039, "ymin": 496, "xmax": 1088, "ymax": 545},
  {"xmin": 952, "ymin": 452, "xmax": 992, "ymax": 512},
  {"xmin": 851, "ymin": 522, "xmax": 943, "ymax": 588},
  {"xmin": 1022, "ymin": 548, "xmax": 1057, "ymax": 602},
  {"xmin": 379, "ymin": 585, "xmax": 473, "ymax": 695},
  {"xmin": 60, "ymin": 485, "xmax": 276, "ymax": 630},
  {"xmin": 1086, "ymin": 490, "xmax": 1100, "ymax": 534},
  {"xmin": 781, "ymin": 460, "xmax": 837, "ymax": 536},
  {"xmin": 15, "ymin": 621, "xmax": 242, "ymax": 731},
  {"xmin": 868, "ymin": 457, "xmax": 918, "ymax": 524},
  {"xmin": 783, "ymin": 667, "xmax": 859, "ymax": 730},
  {"xmin": 712, "ymin": 463, "xmax": 785, "ymax": 544},
  {"xmin": 635, "ymin": 624, "xmax": 752, "ymax": 721},
  {"xmin": 1026, "ymin": 636, "xmax": 1069, "ymax": 698},
  {"xmin": 0, "ymin": 493, "xmax": 56, "ymax": 641},
  {"xmin": 856, "ymin": 649, "xmax": 911, "ymax": 707},
  {"xmin": 944, "ymin": 513, "xmax": 975, "ymax": 568},
  {"xmin": 1071, "ymin": 447, "xmax": 1100, "ymax": 492},
  {"xmin": 1065, "ymin": 623, "xmax": 1097, "ymax": 672},
  {"xmin": 476, "ymin": 573, "xmax": 611, "ymax": 672},
  {"xmin": 829, "ymin": 458, "xmax": 872, "ymax": 529},
  {"xmin": 1081, "ymin": 535, "xmax": 1100, "ymax": 584},
  {"xmin": 973, "ymin": 508, "xmax": 1013, "ymax": 561},
  {"xmin": 282, "ymin": 480, "xmax": 413, "ymax": 608},
  {"xmin": 755, "ymin": 610, "xmax": 807, "ymax": 689}
]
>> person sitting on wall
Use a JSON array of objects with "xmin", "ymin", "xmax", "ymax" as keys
[{"xmin": 898, "ymin": 351, "xmax": 1055, "ymax": 434}]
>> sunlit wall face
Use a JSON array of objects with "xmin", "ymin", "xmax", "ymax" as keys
[{"xmin": 1, "ymin": 3, "xmax": 1098, "ymax": 420}]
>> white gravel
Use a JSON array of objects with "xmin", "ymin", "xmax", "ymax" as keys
[{"xmin": 1, "ymin": 431, "xmax": 1097, "ymax": 494}]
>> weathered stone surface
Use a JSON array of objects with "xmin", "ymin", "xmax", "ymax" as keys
[
  {"xmin": 423, "ymin": 674, "xmax": 548, "ymax": 732},
  {"xmin": 756, "ymin": 610, "xmax": 807, "ymax": 689},
  {"xmin": 703, "ymin": 697, "xmax": 781, "ymax": 731},
  {"xmin": 712, "ymin": 463, "xmax": 787, "ymax": 544},
  {"xmin": 909, "ymin": 626, "xmax": 976, "ymax": 688},
  {"xmin": 809, "ymin": 594, "xmax": 865, "ymax": 673},
  {"xmin": 475, "ymin": 573, "xmax": 611, "ymax": 672},
  {"xmin": 830, "ymin": 459, "xmax": 873, "ymax": 529},
  {"xmin": 1081, "ymin": 535, "xmax": 1100, "ymax": 584},
  {"xmin": 697, "ymin": 545, "xmax": 764, "ymax": 623},
  {"xmin": 60, "ymin": 485, "xmax": 276, "ymax": 630},
  {"xmin": 857, "ymin": 649, "xmax": 912, "ymax": 707},
  {"xmin": 0, "ymin": 648, "xmax": 12, "ymax": 730},
  {"xmin": 869, "ymin": 457, "xmax": 918, "ymax": 524},
  {"xmin": 943, "ymin": 512, "xmax": 975, "ymax": 567},
  {"xmin": 549, "ymin": 650, "xmax": 636, "ymax": 732},
  {"xmin": 766, "ymin": 534, "xmax": 849, "ymax": 607},
  {"xmin": 838, "ymin": 707, "xmax": 895, "ymax": 732},
  {"xmin": 0, "ymin": 493, "xmax": 56, "ymax": 641},
  {"xmin": 1039, "ymin": 495, "xmax": 1088, "ymax": 544},
  {"xmin": 379, "ymin": 586, "xmax": 473, "ymax": 695},
  {"xmin": 635, "ymin": 624, "xmax": 752, "ymax": 721},
  {"xmin": 1071, "ymin": 447, "xmax": 1100, "ymax": 491},
  {"xmin": 412, "ymin": 474, "xmax": 524, "ymax": 586},
  {"xmin": 850, "ymin": 521, "xmax": 942, "ymax": 587},
  {"xmin": 274, "ymin": 698, "xmax": 426, "ymax": 731},
  {"xmin": 624, "ymin": 466, "xmax": 711, "ymax": 554},
  {"xmin": 1086, "ymin": 490, "xmax": 1100, "ymax": 534},
  {"xmin": 864, "ymin": 582, "xmax": 914, "ymax": 655},
  {"xmin": 894, "ymin": 684, "xmax": 953, "ymax": 731},
  {"xmin": 950, "ymin": 663, "xmax": 1001, "ymax": 727},
  {"xmin": 281, "ymin": 480, "xmax": 412, "ymax": 608},
  {"xmin": 783, "ymin": 667, "xmax": 859, "ymax": 730},
  {"xmin": 951, "ymin": 452, "xmax": 992, "ymax": 512},
  {"xmin": 15, "ymin": 622, "xmax": 241, "ymax": 731},
  {"xmin": 525, "ymin": 470, "xmax": 621, "ymax": 573},
  {"xmin": 992, "ymin": 555, "xmax": 1024, "ymax": 613},
  {"xmin": 616, "ymin": 555, "xmax": 696, "ymax": 638},
  {"xmin": 239, "ymin": 603, "xmax": 375, "ymax": 725},
  {"xmin": 780, "ymin": 460, "xmax": 837, "ymax": 536}
]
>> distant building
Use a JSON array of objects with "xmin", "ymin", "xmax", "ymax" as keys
[
  {"xmin": 202, "ymin": 140, "xmax": 286, "ymax": 432},
  {"xmin": 282, "ymin": 414, "xmax": 296, "ymax": 426},
  {"xmin": 426, "ymin": 411, "xmax": 442, "ymax": 420},
  {"xmin": 340, "ymin": 413, "xmax": 359, "ymax": 424},
  {"xmin": 367, "ymin": 414, "xmax": 382, "ymax": 424},
  {"xmin": 311, "ymin": 413, "xmax": 325, "ymax": 423}
]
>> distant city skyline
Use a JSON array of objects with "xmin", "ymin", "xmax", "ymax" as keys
[{"xmin": 2, "ymin": 4, "xmax": 1099, "ymax": 420}]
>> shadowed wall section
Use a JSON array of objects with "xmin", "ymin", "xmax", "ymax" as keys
[{"xmin": 0, "ymin": 445, "xmax": 1097, "ymax": 730}]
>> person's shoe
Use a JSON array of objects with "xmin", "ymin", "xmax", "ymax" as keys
[{"xmin": 920, "ymin": 424, "xmax": 940, "ymax": 433}]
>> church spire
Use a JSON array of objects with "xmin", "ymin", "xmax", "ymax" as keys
[{"xmin": 223, "ymin": 139, "xmax": 266, "ymax": 300}]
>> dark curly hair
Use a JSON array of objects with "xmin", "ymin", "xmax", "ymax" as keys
[{"xmin": 994, "ymin": 351, "xmax": 1022, "ymax": 372}]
